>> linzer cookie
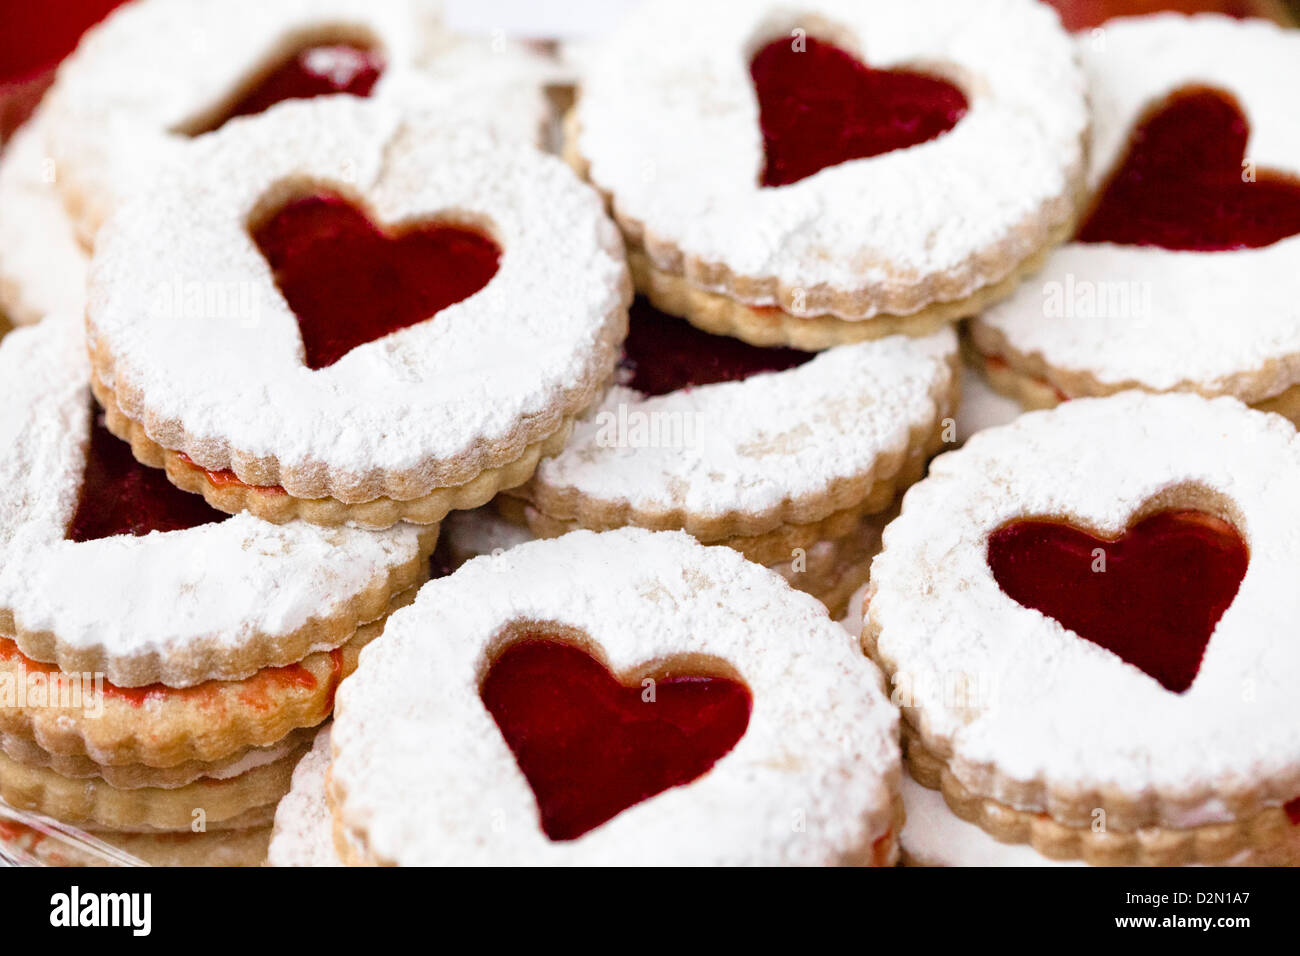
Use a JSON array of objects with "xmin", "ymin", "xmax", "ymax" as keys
[
  {"xmin": 1, "ymin": 315, "xmax": 433, "ymax": 686},
  {"xmin": 0, "ymin": 112, "xmax": 87, "ymax": 328},
  {"xmin": 85, "ymin": 96, "xmax": 630, "ymax": 528},
  {"xmin": 0, "ymin": 598, "xmax": 405, "ymax": 770},
  {"xmin": 566, "ymin": 0, "xmax": 1087, "ymax": 349},
  {"xmin": 865, "ymin": 392, "xmax": 1300, "ymax": 865},
  {"xmin": 969, "ymin": 15, "xmax": 1300, "ymax": 422},
  {"xmin": 328, "ymin": 529, "xmax": 901, "ymax": 866},
  {"xmin": 504, "ymin": 299, "xmax": 957, "ymax": 615},
  {"xmin": 40, "ymin": 0, "xmax": 551, "ymax": 246}
]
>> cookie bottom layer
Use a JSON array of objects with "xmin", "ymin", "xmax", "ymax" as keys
[
  {"xmin": 92, "ymin": 371, "xmax": 578, "ymax": 529},
  {"xmin": 966, "ymin": 335, "xmax": 1300, "ymax": 428},
  {"xmin": 901, "ymin": 726, "xmax": 1300, "ymax": 867},
  {"xmin": 0, "ymin": 741, "xmax": 303, "ymax": 831},
  {"xmin": 0, "ymin": 727, "xmax": 314, "ymax": 790},
  {"xmin": 0, "ymin": 815, "xmax": 271, "ymax": 866},
  {"xmin": 629, "ymin": 249, "xmax": 959, "ymax": 350},
  {"xmin": 0, "ymin": 589, "xmax": 413, "ymax": 769}
]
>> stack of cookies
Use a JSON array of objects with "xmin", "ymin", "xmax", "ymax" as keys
[
  {"xmin": 0, "ymin": 0, "xmax": 565, "ymax": 864},
  {"xmin": 2, "ymin": 0, "xmax": 1299, "ymax": 867}
]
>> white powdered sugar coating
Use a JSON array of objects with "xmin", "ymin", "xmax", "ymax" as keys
[
  {"xmin": 576, "ymin": 0, "xmax": 1086, "ymax": 314},
  {"xmin": 976, "ymin": 16, "xmax": 1300, "ymax": 398},
  {"xmin": 531, "ymin": 328, "xmax": 955, "ymax": 518},
  {"xmin": 42, "ymin": 0, "xmax": 550, "ymax": 240},
  {"xmin": 268, "ymin": 726, "xmax": 341, "ymax": 867},
  {"xmin": 0, "ymin": 314, "xmax": 425, "ymax": 684},
  {"xmin": 87, "ymin": 96, "xmax": 627, "ymax": 494},
  {"xmin": 332, "ymin": 528, "xmax": 899, "ymax": 865},
  {"xmin": 869, "ymin": 392, "xmax": 1300, "ymax": 826},
  {"xmin": 0, "ymin": 114, "xmax": 88, "ymax": 325}
]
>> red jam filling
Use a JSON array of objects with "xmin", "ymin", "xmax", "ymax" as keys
[
  {"xmin": 186, "ymin": 43, "xmax": 384, "ymax": 135},
  {"xmin": 67, "ymin": 410, "xmax": 226, "ymax": 543},
  {"xmin": 987, "ymin": 510, "xmax": 1248, "ymax": 694},
  {"xmin": 619, "ymin": 298, "xmax": 813, "ymax": 396},
  {"xmin": 1285, "ymin": 796, "xmax": 1300, "ymax": 825},
  {"xmin": 177, "ymin": 453, "xmax": 287, "ymax": 496},
  {"xmin": 0, "ymin": 636, "xmax": 339, "ymax": 710},
  {"xmin": 252, "ymin": 192, "xmax": 501, "ymax": 370},
  {"xmin": 1077, "ymin": 86, "xmax": 1300, "ymax": 251},
  {"xmin": 480, "ymin": 638, "xmax": 752, "ymax": 841},
  {"xmin": 750, "ymin": 35, "xmax": 967, "ymax": 188},
  {"xmin": 982, "ymin": 353, "xmax": 1070, "ymax": 403}
]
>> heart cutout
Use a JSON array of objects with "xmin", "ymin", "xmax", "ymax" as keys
[
  {"xmin": 1077, "ymin": 86, "xmax": 1300, "ymax": 251},
  {"xmin": 987, "ymin": 509, "xmax": 1248, "ymax": 693},
  {"xmin": 480, "ymin": 637, "xmax": 752, "ymax": 841},
  {"xmin": 252, "ymin": 192, "xmax": 501, "ymax": 370},
  {"xmin": 183, "ymin": 42, "xmax": 384, "ymax": 136},
  {"xmin": 750, "ymin": 35, "xmax": 967, "ymax": 187},
  {"xmin": 67, "ymin": 407, "xmax": 227, "ymax": 542},
  {"xmin": 619, "ymin": 297, "xmax": 813, "ymax": 395}
]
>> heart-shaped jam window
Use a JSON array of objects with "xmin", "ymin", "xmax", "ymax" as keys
[
  {"xmin": 252, "ymin": 192, "xmax": 501, "ymax": 370},
  {"xmin": 987, "ymin": 510, "xmax": 1248, "ymax": 693},
  {"xmin": 480, "ymin": 637, "xmax": 752, "ymax": 841},
  {"xmin": 750, "ymin": 35, "xmax": 967, "ymax": 187},
  {"xmin": 1077, "ymin": 86, "xmax": 1300, "ymax": 251},
  {"xmin": 67, "ymin": 409, "xmax": 226, "ymax": 542},
  {"xmin": 184, "ymin": 42, "xmax": 384, "ymax": 136},
  {"xmin": 618, "ymin": 298, "xmax": 813, "ymax": 395}
]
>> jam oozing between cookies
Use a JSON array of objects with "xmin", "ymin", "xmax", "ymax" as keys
[
  {"xmin": 67, "ymin": 408, "xmax": 227, "ymax": 542},
  {"xmin": 619, "ymin": 297, "xmax": 814, "ymax": 395},
  {"xmin": 185, "ymin": 43, "xmax": 384, "ymax": 136},
  {"xmin": 480, "ymin": 638, "xmax": 752, "ymax": 841},
  {"xmin": 1077, "ymin": 86, "xmax": 1300, "ymax": 251},
  {"xmin": 252, "ymin": 192, "xmax": 501, "ymax": 370},
  {"xmin": 751, "ymin": 36, "xmax": 967, "ymax": 187},
  {"xmin": 0, "ymin": 635, "xmax": 339, "ymax": 710},
  {"xmin": 987, "ymin": 510, "xmax": 1248, "ymax": 694}
]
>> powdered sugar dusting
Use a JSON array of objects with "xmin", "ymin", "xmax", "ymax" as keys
[
  {"xmin": 332, "ymin": 528, "xmax": 898, "ymax": 865},
  {"xmin": 0, "ymin": 115, "xmax": 88, "ymax": 325},
  {"xmin": 530, "ymin": 328, "xmax": 955, "ymax": 518},
  {"xmin": 42, "ymin": 0, "xmax": 551, "ymax": 239},
  {"xmin": 976, "ymin": 16, "xmax": 1300, "ymax": 397},
  {"xmin": 869, "ymin": 392, "xmax": 1300, "ymax": 824},
  {"xmin": 0, "ymin": 315, "xmax": 426, "ymax": 683},
  {"xmin": 268, "ymin": 726, "xmax": 341, "ymax": 867},
  {"xmin": 576, "ymin": 0, "xmax": 1086, "ymax": 312},
  {"xmin": 87, "ymin": 96, "xmax": 627, "ymax": 493}
]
